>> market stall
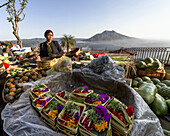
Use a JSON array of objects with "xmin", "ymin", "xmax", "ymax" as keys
[{"xmin": 1, "ymin": 56, "xmax": 164, "ymax": 135}]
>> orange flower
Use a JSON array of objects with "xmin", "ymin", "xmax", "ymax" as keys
[
  {"xmin": 36, "ymin": 104, "xmax": 43, "ymax": 107},
  {"xmin": 93, "ymin": 101, "xmax": 102, "ymax": 105},
  {"xmin": 119, "ymin": 115, "xmax": 124, "ymax": 122},
  {"xmin": 80, "ymin": 92, "xmax": 88, "ymax": 94}
]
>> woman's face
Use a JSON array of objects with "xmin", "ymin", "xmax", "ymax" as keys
[{"xmin": 46, "ymin": 32, "xmax": 53, "ymax": 42}]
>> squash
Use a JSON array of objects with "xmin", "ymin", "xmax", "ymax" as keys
[
  {"xmin": 137, "ymin": 83, "xmax": 156, "ymax": 104},
  {"xmin": 162, "ymin": 80, "xmax": 170, "ymax": 87},
  {"xmin": 158, "ymin": 86, "xmax": 170, "ymax": 100},
  {"xmin": 151, "ymin": 78, "xmax": 161, "ymax": 85},
  {"xmin": 150, "ymin": 93, "xmax": 168, "ymax": 117}
]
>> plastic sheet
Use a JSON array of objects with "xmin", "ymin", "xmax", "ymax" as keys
[{"xmin": 1, "ymin": 71, "xmax": 164, "ymax": 136}]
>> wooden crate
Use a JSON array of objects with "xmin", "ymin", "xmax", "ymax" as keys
[
  {"xmin": 37, "ymin": 60, "xmax": 51, "ymax": 69},
  {"xmin": 137, "ymin": 68, "xmax": 166, "ymax": 80}
]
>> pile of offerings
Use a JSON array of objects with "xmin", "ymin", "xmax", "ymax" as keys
[{"xmin": 29, "ymin": 84, "xmax": 134, "ymax": 136}]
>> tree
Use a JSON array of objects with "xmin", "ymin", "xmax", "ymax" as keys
[
  {"xmin": 6, "ymin": 0, "xmax": 28, "ymax": 48},
  {"xmin": 60, "ymin": 34, "xmax": 76, "ymax": 53},
  {"xmin": 0, "ymin": 0, "xmax": 13, "ymax": 8}
]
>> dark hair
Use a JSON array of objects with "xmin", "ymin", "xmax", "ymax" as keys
[{"xmin": 44, "ymin": 30, "xmax": 53, "ymax": 37}]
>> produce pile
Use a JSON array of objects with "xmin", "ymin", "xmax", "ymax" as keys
[
  {"xmin": 3, "ymin": 69, "xmax": 47, "ymax": 103},
  {"xmin": 132, "ymin": 76, "xmax": 170, "ymax": 117},
  {"xmin": 7, "ymin": 67, "xmax": 33, "ymax": 78},
  {"xmin": 0, "ymin": 56, "xmax": 16, "ymax": 64},
  {"xmin": 136, "ymin": 57, "xmax": 163, "ymax": 70},
  {"xmin": 29, "ymin": 84, "xmax": 134, "ymax": 136}
]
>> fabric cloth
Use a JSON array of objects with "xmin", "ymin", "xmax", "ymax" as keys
[
  {"xmin": 1, "ymin": 71, "xmax": 164, "ymax": 136},
  {"xmin": 40, "ymin": 41, "xmax": 63, "ymax": 58},
  {"xmin": 47, "ymin": 44, "xmax": 53, "ymax": 57}
]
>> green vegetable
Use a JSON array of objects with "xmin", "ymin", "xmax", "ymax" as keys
[
  {"xmin": 146, "ymin": 80, "xmax": 153, "ymax": 84},
  {"xmin": 158, "ymin": 86, "xmax": 170, "ymax": 99},
  {"xmin": 144, "ymin": 57, "xmax": 154, "ymax": 64},
  {"xmin": 156, "ymin": 84, "xmax": 162, "ymax": 93},
  {"xmin": 153, "ymin": 58, "xmax": 161, "ymax": 63},
  {"xmin": 4, "ymin": 88, "xmax": 10, "ymax": 94},
  {"xmin": 166, "ymin": 99, "xmax": 170, "ymax": 110},
  {"xmin": 137, "ymin": 61, "xmax": 146, "ymax": 68},
  {"xmin": 142, "ymin": 76, "xmax": 151, "ymax": 81},
  {"xmin": 133, "ymin": 87, "xmax": 138, "ymax": 91},
  {"xmin": 15, "ymin": 77, "xmax": 20, "ymax": 80},
  {"xmin": 151, "ymin": 78, "xmax": 161, "ymax": 85},
  {"xmin": 137, "ymin": 81, "xmax": 147, "ymax": 88},
  {"xmin": 163, "ymin": 129, "xmax": 170, "ymax": 136},
  {"xmin": 162, "ymin": 80, "xmax": 170, "ymax": 87},
  {"xmin": 137, "ymin": 83, "xmax": 156, "ymax": 104},
  {"xmin": 157, "ymin": 83, "xmax": 167, "ymax": 87},
  {"xmin": 150, "ymin": 93, "xmax": 168, "ymax": 117},
  {"xmin": 132, "ymin": 80, "xmax": 138, "ymax": 87},
  {"xmin": 16, "ymin": 88, "xmax": 22, "ymax": 94},
  {"xmin": 15, "ymin": 84, "xmax": 21, "ymax": 89},
  {"xmin": 7, "ymin": 96, "xmax": 14, "ymax": 103},
  {"xmin": 152, "ymin": 61, "xmax": 161, "ymax": 69},
  {"xmin": 134, "ymin": 77, "xmax": 143, "ymax": 82},
  {"xmin": 146, "ymin": 64, "xmax": 153, "ymax": 69}
]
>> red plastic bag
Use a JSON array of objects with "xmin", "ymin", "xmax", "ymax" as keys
[
  {"xmin": 3, "ymin": 62, "xmax": 10, "ymax": 69},
  {"xmin": 93, "ymin": 52, "xmax": 108, "ymax": 58},
  {"xmin": 61, "ymin": 52, "xmax": 67, "ymax": 57}
]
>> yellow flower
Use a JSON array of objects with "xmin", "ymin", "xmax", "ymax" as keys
[
  {"xmin": 94, "ymin": 121, "xmax": 108, "ymax": 132},
  {"xmin": 52, "ymin": 110, "xmax": 58, "ymax": 114}
]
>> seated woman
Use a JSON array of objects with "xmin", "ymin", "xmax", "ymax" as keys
[{"xmin": 39, "ymin": 30, "xmax": 63, "ymax": 59}]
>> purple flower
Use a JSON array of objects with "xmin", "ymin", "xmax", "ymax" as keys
[
  {"xmin": 57, "ymin": 104, "xmax": 64, "ymax": 112},
  {"xmin": 99, "ymin": 94, "xmax": 109, "ymax": 103},
  {"xmin": 74, "ymin": 112, "xmax": 79, "ymax": 119},
  {"xmin": 82, "ymin": 86, "xmax": 90, "ymax": 93},
  {"xmin": 42, "ymin": 101, "xmax": 46, "ymax": 105},
  {"xmin": 96, "ymin": 105, "xmax": 112, "ymax": 122},
  {"xmin": 46, "ymin": 97, "xmax": 52, "ymax": 102},
  {"xmin": 43, "ymin": 88, "xmax": 49, "ymax": 92}
]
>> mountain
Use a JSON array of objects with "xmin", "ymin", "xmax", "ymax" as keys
[
  {"xmin": 6, "ymin": 38, "xmax": 85, "ymax": 48},
  {"xmin": 85, "ymin": 30, "xmax": 132, "ymax": 42}
]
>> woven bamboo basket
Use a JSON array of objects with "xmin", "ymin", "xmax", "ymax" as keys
[{"xmin": 57, "ymin": 100, "xmax": 86, "ymax": 135}]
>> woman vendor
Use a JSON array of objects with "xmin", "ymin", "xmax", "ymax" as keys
[{"xmin": 39, "ymin": 30, "xmax": 63, "ymax": 59}]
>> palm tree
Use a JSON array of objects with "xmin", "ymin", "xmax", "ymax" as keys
[{"xmin": 60, "ymin": 34, "xmax": 76, "ymax": 53}]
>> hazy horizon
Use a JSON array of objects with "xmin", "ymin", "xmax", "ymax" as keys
[{"xmin": 1, "ymin": 0, "xmax": 170, "ymax": 41}]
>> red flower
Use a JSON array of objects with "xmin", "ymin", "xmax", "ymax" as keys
[
  {"xmin": 74, "ymin": 90, "xmax": 80, "ymax": 93},
  {"xmin": 60, "ymin": 93, "xmax": 64, "ymax": 97},
  {"xmin": 126, "ymin": 106, "xmax": 134, "ymax": 117},
  {"xmin": 85, "ymin": 98, "xmax": 91, "ymax": 103}
]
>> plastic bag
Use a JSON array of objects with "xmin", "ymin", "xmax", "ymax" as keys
[
  {"xmin": 46, "ymin": 68, "xmax": 56, "ymax": 76},
  {"xmin": 82, "ymin": 55, "xmax": 125, "ymax": 80},
  {"xmin": 50, "ymin": 58, "xmax": 58, "ymax": 68},
  {"xmin": 53, "ymin": 56, "xmax": 72, "ymax": 72}
]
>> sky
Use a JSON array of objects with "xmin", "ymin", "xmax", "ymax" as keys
[{"xmin": 0, "ymin": 0, "xmax": 170, "ymax": 41}]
